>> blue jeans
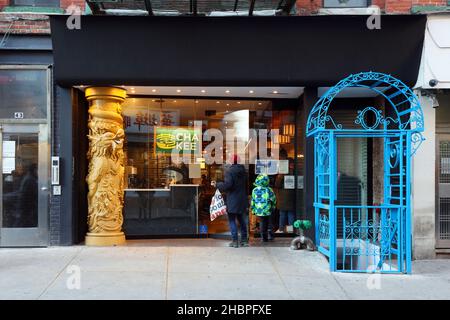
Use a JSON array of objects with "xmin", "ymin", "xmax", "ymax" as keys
[
  {"xmin": 228, "ymin": 212, "xmax": 248, "ymax": 241},
  {"xmin": 279, "ymin": 210, "xmax": 295, "ymax": 229}
]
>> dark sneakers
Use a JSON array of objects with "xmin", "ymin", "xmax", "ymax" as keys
[
  {"xmin": 228, "ymin": 240, "xmax": 239, "ymax": 248},
  {"xmin": 240, "ymin": 239, "xmax": 249, "ymax": 247}
]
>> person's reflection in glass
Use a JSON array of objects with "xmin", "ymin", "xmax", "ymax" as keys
[{"xmin": 17, "ymin": 163, "xmax": 38, "ymax": 227}]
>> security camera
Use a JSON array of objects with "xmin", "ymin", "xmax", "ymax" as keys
[{"xmin": 429, "ymin": 79, "xmax": 439, "ymax": 87}]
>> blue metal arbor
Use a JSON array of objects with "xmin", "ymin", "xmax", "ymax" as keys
[{"xmin": 307, "ymin": 72, "xmax": 424, "ymax": 274}]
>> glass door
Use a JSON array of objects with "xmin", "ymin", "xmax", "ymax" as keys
[{"xmin": 0, "ymin": 124, "xmax": 49, "ymax": 246}]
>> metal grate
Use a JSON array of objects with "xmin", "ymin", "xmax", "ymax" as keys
[
  {"xmin": 336, "ymin": 206, "xmax": 402, "ymax": 273},
  {"xmin": 440, "ymin": 141, "xmax": 450, "ymax": 183},
  {"xmin": 439, "ymin": 198, "xmax": 450, "ymax": 240}
]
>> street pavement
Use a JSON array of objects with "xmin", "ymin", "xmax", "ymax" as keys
[{"xmin": 0, "ymin": 239, "xmax": 449, "ymax": 300}]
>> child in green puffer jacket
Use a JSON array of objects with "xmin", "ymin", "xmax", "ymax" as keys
[{"xmin": 251, "ymin": 174, "xmax": 277, "ymax": 242}]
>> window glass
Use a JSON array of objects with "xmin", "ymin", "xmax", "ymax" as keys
[
  {"xmin": 323, "ymin": 0, "xmax": 369, "ymax": 8},
  {"xmin": 0, "ymin": 69, "xmax": 48, "ymax": 120},
  {"xmin": 11, "ymin": 0, "xmax": 60, "ymax": 7},
  {"xmin": 122, "ymin": 98, "xmax": 297, "ymax": 236}
]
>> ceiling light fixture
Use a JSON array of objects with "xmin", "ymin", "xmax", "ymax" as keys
[
  {"xmin": 176, "ymin": 89, "xmax": 181, "ymax": 93},
  {"xmin": 225, "ymin": 90, "xmax": 230, "ymax": 93},
  {"xmin": 152, "ymin": 89, "xmax": 156, "ymax": 92},
  {"xmin": 249, "ymin": 90, "xmax": 254, "ymax": 94},
  {"xmin": 273, "ymin": 90, "xmax": 278, "ymax": 94},
  {"xmin": 201, "ymin": 90, "xmax": 206, "ymax": 93}
]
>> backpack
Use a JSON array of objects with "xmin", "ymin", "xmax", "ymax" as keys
[{"xmin": 251, "ymin": 186, "xmax": 275, "ymax": 217}]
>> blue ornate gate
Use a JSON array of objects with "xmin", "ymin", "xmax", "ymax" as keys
[{"xmin": 307, "ymin": 72, "xmax": 424, "ymax": 274}]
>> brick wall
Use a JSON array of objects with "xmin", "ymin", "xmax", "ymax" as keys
[
  {"xmin": 60, "ymin": 0, "xmax": 85, "ymax": 10},
  {"xmin": 0, "ymin": 0, "xmax": 85, "ymax": 35},
  {"xmin": 0, "ymin": 13, "xmax": 51, "ymax": 34},
  {"xmin": 0, "ymin": 0, "xmax": 8, "ymax": 11},
  {"xmin": 295, "ymin": 0, "xmax": 323, "ymax": 15}
]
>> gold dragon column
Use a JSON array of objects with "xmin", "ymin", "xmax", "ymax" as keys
[{"xmin": 85, "ymin": 87, "xmax": 127, "ymax": 246}]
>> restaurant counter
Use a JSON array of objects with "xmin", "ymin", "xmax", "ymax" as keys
[{"xmin": 123, "ymin": 184, "xmax": 199, "ymax": 236}]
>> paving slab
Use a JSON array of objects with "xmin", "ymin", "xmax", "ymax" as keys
[
  {"xmin": 169, "ymin": 246, "xmax": 275, "ymax": 274},
  {"xmin": 0, "ymin": 247, "xmax": 81, "ymax": 300},
  {"xmin": 70, "ymin": 246, "xmax": 168, "ymax": 273},
  {"xmin": 167, "ymin": 272, "xmax": 292, "ymax": 300},
  {"xmin": 40, "ymin": 270, "xmax": 166, "ymax": 300},
  {"xmin": 333, "ymin": 272, "xmax": 450, "ymax": 300}
]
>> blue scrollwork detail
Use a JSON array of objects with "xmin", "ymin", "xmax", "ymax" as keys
[
  {"xmin": 306, "ymin": 71, "xmax": 424, "ymax": 136},
  {"xmin": 324, "ymin": 115, "xmax": 343, "ymax": 130},
  {"xmin": 389, "ymin": 143, "xmax": 400, "ymax": 169},
  {"xmin": 355, "ymin": 107, "xmax": 384, "ymax": 130},
  {"xmin": 411, "ymin": 132, "xmax": 426, "ymax": 157}
]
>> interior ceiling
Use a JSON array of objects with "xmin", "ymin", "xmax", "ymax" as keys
[
  {"xmin": 78, "ymin": 86, "xmax": 305, "ymax": 99},
  {"xmin": 122, "ymin": 97, "xmax": 273, "ymax": 121}
]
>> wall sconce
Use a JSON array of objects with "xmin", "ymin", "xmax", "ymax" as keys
[
  {"xmin": 283, "ymin": 124, "xmax": 295, "ymax": 137},
  {"xmin": 279, "ymin": 135, "xmax": 291, "ymax": 144}
]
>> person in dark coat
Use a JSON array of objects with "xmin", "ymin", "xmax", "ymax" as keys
[
  {"xmin": 212, "ymin": 154, "xmax": 248, "ymax": 248},
  {"xmin": 274, "ymin": 150, "xmax": 296, "ymax": 233}
]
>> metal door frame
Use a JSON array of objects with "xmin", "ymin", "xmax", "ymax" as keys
[
  {"xmin": 0, "ymin": 65, "xmax": 51, "ymax": 247},
  {"xmin": 0, "ymin": 124, "xmax": 50, "ymax": 247},
  {"xmin": 436, "ymin": 133, "xmax": 450, "ymax": 248}
]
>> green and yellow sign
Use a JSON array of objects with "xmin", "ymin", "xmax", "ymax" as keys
[{"xmin": 154, "ymin": 126, "xmax": 202, "ymax": 155}]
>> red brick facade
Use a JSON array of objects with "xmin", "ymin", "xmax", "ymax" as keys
[{"xmin": 0, "ymin": 0, "xmax": 85, "ymax": 35}]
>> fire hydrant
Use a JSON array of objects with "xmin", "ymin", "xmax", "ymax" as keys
[{"xmin": 290, "ymin": 220, "xmax": 315, "ymax": 251}]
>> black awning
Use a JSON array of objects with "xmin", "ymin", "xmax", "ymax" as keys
[{"xmin": 50, "ymin": 15, "xmax": 426, "ymax": 87}]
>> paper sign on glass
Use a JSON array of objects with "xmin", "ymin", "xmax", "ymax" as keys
[
  {"xmin": 2, "ymin": 141, "xmax": 15, "ymax": 158},
  {"xmin": 2, "ymin": 157, "xmax": 15, "ymax": 174},
  {"xmin": 278, "ymin": 160, "xmax": 289, "ymax": 174},
  {"xmin": 297, "ymin": 176, "xmax": 304, "ymax": 189},
  {"xmin": 284, "ymin": 175, "xmax": 295, "ymax": 189}
]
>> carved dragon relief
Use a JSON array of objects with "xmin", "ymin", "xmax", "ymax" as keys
[
  {"xmin": 84, "ymin": 87, "xmax": 127, "ymax": 241},
  {"xmin": 86, "ymin": 120, "xmax": 125, "ymax": 234}
]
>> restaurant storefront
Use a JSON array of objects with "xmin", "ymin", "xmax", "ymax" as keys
[
  {"xmin": 118, "ymin": 95, "xmax": 302, "ymax": 238},
  {"xmin": 46, "ymin": 13, "xmax": 426, "ymax": 250}
]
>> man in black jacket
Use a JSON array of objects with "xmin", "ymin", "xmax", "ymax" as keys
[{"xmin": 212, "ymin": 154, "xmax": 248, "ymax": 248}]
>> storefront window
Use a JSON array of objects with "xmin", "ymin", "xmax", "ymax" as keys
[
  {"xmin": 0, "ymin": 69, "xmax": 48, "ymax": 120},
  {"xmin": 122, "ymin": 97, "xmax": 298, "ymax": 236}
]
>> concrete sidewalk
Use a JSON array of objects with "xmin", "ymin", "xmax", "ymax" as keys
[{"xmin": 0, "ymin": 239, "xmax": 449, "ymax": 300}]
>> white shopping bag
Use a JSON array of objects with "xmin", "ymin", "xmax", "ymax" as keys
[{"xmin": 210, "ymin": 189, "xmax": 227, "ymax": 221}]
